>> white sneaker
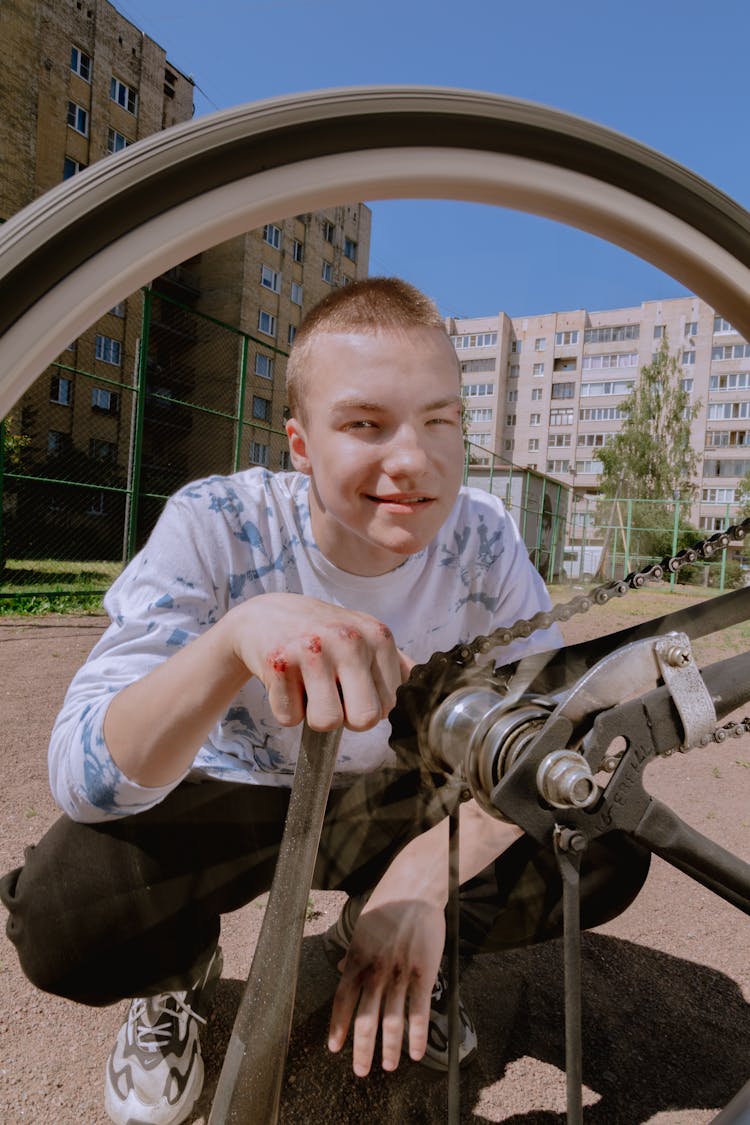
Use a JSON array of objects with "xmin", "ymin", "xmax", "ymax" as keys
[{"xmin": 104, "ymin": 947, "xmax": 223, "ymax": 1125}]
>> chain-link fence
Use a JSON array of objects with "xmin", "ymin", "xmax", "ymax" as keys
[
  {"xmin": 3, "ymin": 303, "xmax": 746, "ymax": 608},
  {"xmin": 568, "ymin": 494, "xmax": 749, "ymax": 591},
  {"xmin": 0, "ymin": 287, "xmax": 287, "ymax": 607}
]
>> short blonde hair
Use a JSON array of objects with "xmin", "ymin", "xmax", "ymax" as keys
[{"xmin": 286, "ymin": 277, "xmax": 451, "ymax": 420}]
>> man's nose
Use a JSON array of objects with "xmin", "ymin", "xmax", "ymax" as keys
[{"xmin": 381, "ymin": 425, "xmax": 429, "ymax": 477}]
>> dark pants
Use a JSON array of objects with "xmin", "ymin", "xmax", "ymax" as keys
[{"xmin": 0, "ymin": 768, "xmax": 650, "ymax": 1007}]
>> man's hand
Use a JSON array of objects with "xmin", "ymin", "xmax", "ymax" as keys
[
  {"xmin": 228, "ymin": 593, "xmax": 411, "ymax": 732},
  {"xmin": 327, "ymin": 899, "xmax": 445, "ymax": 1076}
]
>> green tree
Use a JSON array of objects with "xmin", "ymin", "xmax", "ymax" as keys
[
  {"xmin": 735, "ymin": 468, "xmax": 750, "ymax": 520},
  {"xmin": 1, "ymin": 414, "xmax": 31, "ymax": 471},
  {"xmin": 597, "ymin": 334, "xmax": 701, "ymax": 501},
  {"xmin": 594, "ymin": 336, "xmax": 702, "ymax": 573}
]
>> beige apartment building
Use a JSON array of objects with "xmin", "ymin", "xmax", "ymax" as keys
[
  {"xmin": 1, "ymin": 0, "xmax": 370, "ymax": 556},
  {"xmin": 449, "ymin": 295, "xmax": 749, "ymax": 537}
]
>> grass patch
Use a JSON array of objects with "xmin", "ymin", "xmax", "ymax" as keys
[{"xmin": 0, "ymin": 558, "xmax": 119, "ymax": 614}]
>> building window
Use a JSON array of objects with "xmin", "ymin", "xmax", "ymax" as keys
[
  {"xmin": 323, "ymin": 220, "xmax": 335, "ymax": 244},
  {"xmin": 584, "ymin": 325, "xmax": 639, "ymax": 344},
  {"xmin": 107, "ymin": 128, "xmax": 129, "ymax": 153},
  {"xmin": 528, "ymin": 438, "xmax": 540, "ymax": 451},
  {"xmin": 453, "ymin": 332, "xmax": 498, "ymax": 349},
  {"xmin": 510, "ymin": 339, "xmax": 522, "ymax": 354},
  {"xmin": 89, "ymin": 437, "xmax": 116, "ymax": 461},
  {"xmin": 580, "ymin": 406, "xmax": 627, "ymax": 421},
  {"xmin": 110, "ymin": 302, "xmax": 126, "ymax": 317},
  {"xmin": 462, "ymin": 382, "xmax": 495, "ymax": 397},
  {"xmin": 252, "ymin": 396, "xmax": 271, "ymax": 421},
  {"xmin": 682, "ymin": 350, "xmax": 696, "ymax": 365},
  {"xmin": 504, "ymin": 439, "xmax": 514, "ymax": 452},
  {"xmin": 582, "ymin": 352, "xmax": 638, "ymax": 370},
  {"xmin": 291, "ymin": 281, "xmax": 303, "ymax": 306},
  {"xmin": 534, "ymin": 337, "xmax": 546, "ymax": 352},
  {"xmin": 551, "ymin": 382, "xmax": 575, "ymax": 399},
  {"xmin": 288, "ymin": 324, "xmax": 297, "ymax": 345},
  {"xmin": 506, "ymin": 414, "xmax": 517, "ymax": 427},
  {"xmin": 261, "ymin": 265, "xmax": 281, "ymax": 293},
  {"xmin": 685, "ymin": 321, "xmax": 698, "ymax": 336},
  {"xmin": 714, "ymin": 316, "xmax": 734, "ymax": 334},
  {"xmin": 67, "ymin": 101, "xmax": 89, "ymax": 136},
  {"xmin": 63, "ymin": 156, "xmax": 86, "ymax": 178},
  {"xmin": 529, "ymin": 413, "xmax": 541, "ymax": 426},
  {"xmin": 110, "ymin": 76, "xmax": 137, "ymax": 114},
  {"xmin": 255, "ymin": 353, "xmax": 273, "ymax": 379},
  {"xmin": 580, "ymin": 380, "xmax": 634, "ymax": 397},
  {"xmin": 555, "ymin": 330, "xmax": 579, "ymax": 346},
  {"xmin": 682, "ymin": 377, "xmax": 694, "ymax": 394},
  {"xmin": 507, "ymin": 389, "xmax": 518, "ymax": 403},
  {"xmin": 708, "ymin": 401, "xmax": 750, "ymax": 420},
  {"xmin": 549, "ymin": 408, "xmax": 574, "ymax": 426},
  {"xmin": 47, "ymin": 430, "xmax": 70, "ymax": 455},
  {"xmin": 577, "ymin": 433, "xmax": 613, "ymax": 448},
  {"xmin": 548, "ymin": 433, "xmax": 572, "ymax": 447},
  {"xmin": 710, "ymin": 372, "xmax": 750, "ymax": 391},
  {"xmin": 70, "ymin": 45, "xmax": 91, "ymax": 81},
  {"xmin": 712, "ymin": 343, "xmax": 750, "ymax": 360},
  {"xmin": 94, "ymin": 334, "xmax": 122, "ymax": 365},
  {"xmin": 50, "ymin": 376, "xmax": 72, "ymax": 405},
  {"xmin": 343, "ymin": 237, "xmax": 358, "ymax": 261},
  {"xmin": 321, "ymin": 261, "xmax": 333, "ymax": 284},
  {"xmin": 702, "ymin": 487, "xmax": 736, "ymax": 503},
  {"xmin": 531, "ymin": 387, "xmax": 543, "ymax": 401},
  {"xmin": 575, "ymin": 460, "xmax": 603, "ymax": 475},
  {"xmin": 653, "ymin": 324, "xmax": 664, "ymax": 339},
  {"xmin": 86, "ymin": 491, "xmax": 106, "ymax": 517},
  {"xmin": 263, "ymin": 224, "xmax": 282, "ymax": 249},
  {"xmin": 509, "ymin": 364, "xmax": 520, "ymax": 379},
  {"xmin": 250, "ymin": 442, "xmax": 269, "ymax": 466},
  {"xmin": 547, "ymin": 459, "xmax": 570, "ymax": 474},
  {"xmin": 292, "ymin": 239, "xmax": 304, "ymax": 263},
  {"xmin": 532, "ymin": 363, "xmax": 545, "ymax": 376},
  {"xmin": 470, "ymin": 432, "xmax": 492, "ymax": 447},
  {"xmin": 279, "ymin": 449, "xmax": 290, "ymax": 470},
  {"xmin": 91, "ymin": 387, "xmax": 120, "ymax": 414},
  {"xmin": 466, "ymin": 407, "xmax": 493, "ymax": 423},
  {"xmin": 258, "ymin": 311, "xmax": 277, "ymax": 338}
]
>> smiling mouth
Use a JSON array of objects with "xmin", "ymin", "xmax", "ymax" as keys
[{"xmin": 368, "ymin": 494, "xmax": 433, "ymax": 505}]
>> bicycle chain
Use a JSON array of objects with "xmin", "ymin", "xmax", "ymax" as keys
[{"xmin": 389, "ymin": 516, "xmax": 750, "ymax": 764}]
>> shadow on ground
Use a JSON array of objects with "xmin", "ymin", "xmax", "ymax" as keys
[{"xmin": 190, "ymin": 931, "xmax": 750, "ymax": 1124}]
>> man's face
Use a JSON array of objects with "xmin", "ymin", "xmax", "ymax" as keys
[{"xmin": 286, "ymin": 327, "xmax": 465, "ymax": 576}]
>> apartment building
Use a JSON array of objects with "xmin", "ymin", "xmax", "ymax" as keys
[
  {"xmin": 449, "ymin": 295, "xmax": 748, "ymax": 535},
  {"xmin": 1, "ymin": 0, "xmax": 370, "ymax": 556}
]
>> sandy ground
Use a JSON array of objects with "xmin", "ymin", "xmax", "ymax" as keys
[{"xmin": 0, "ymin": 587, "xmax": 749, "ymax": 1124}]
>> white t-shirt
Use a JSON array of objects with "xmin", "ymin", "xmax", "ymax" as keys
[{"xmin": 49, "ymin": 469, "xmax": 560, "ymax": 822}]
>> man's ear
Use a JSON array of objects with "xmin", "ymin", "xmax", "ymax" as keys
[{"xmin": 285, "ymin": 417, "xmax": 312, "ymax": 475}]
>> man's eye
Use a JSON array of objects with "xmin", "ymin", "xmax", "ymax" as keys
[{"xmin": 344, "ymin": 419, "xmax": 376, "ymax": 430}]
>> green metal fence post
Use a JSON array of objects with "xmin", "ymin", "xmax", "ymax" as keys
[
  {"xmin": 233, "ymin": 334, "xmax": 249, "ymax": 473},
  {"xmin": 124, "ymin": 288, "xmax": 151, "ymax": 561},
  {"xmin": 719, "ymin": 502, "xmax": 730, "ymax": 592},
  {"xmin": 0, "ymin": 418, "xmax": 5, "ymax": 570},
  {"xmin": 625, "ymin": 498, "xmax": 633, "ymax": 574},
  {"xmin": 535, "ymin": 476, "xmax": 547, "ymax": 577},
  {"xmin": 670, "ymin": 492, "xmax": 680, "ymax": 592}
]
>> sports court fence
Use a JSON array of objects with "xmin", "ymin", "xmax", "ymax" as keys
[{"xmin": 1, "ymin": 291, "xmax": 746, "ymax": 605}]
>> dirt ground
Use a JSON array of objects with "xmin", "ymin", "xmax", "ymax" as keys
[{"xmin": 1, "ymin": 586, "xmax": 749, "ymax": 1124}]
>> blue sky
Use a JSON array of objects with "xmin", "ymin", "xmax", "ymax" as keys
[{"xmin": 117, "ymin": 0, "xmax": 750, "ymax": 319}]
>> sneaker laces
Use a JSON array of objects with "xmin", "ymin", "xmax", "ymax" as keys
[{"xmin": 128, "ymin": 993, "xmax": 207, "ymax": 1053}]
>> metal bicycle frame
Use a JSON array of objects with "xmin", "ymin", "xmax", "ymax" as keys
[{"xmin": 2, "ymin": 86, "xmax": 750, "ymax": 1120}]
